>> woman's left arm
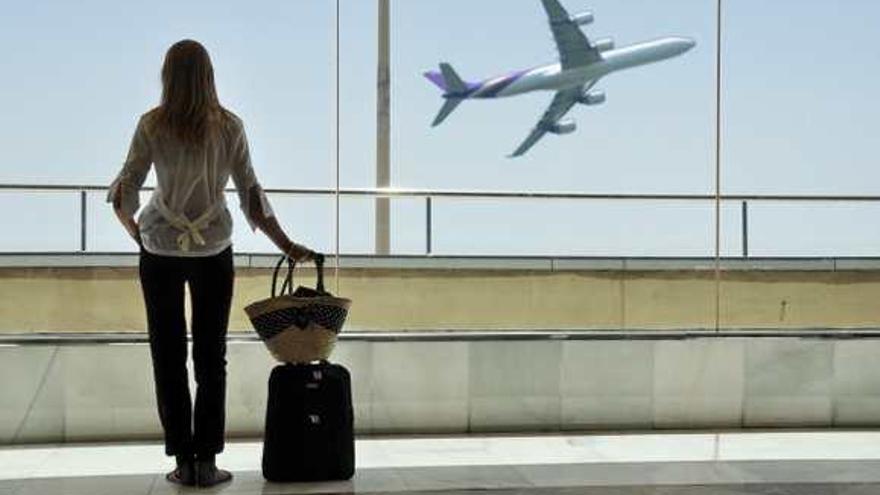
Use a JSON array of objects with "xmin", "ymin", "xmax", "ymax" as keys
[{"xmin": 108, "ymin": 117, "xmax": 152, "ymax": 245}]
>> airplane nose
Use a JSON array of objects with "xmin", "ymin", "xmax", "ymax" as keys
[
  {"xmin": 680, "ymin": 38, "xmax": 696, "ymax": 52},
  {"xmin": 666, "ymin": 37, "xmax": 696, "ymax": 57}
]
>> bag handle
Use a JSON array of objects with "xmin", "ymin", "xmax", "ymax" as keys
[
  {"xmin": 314, "ymin": 253, "xmax": 326, "ymax": 293},
  {"xmin": 271, "ymin": 252, "xmax": 326, "ymax": 298}
]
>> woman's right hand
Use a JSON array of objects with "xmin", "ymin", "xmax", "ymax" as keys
[{"xmin": 112, "ymin": 197, "xmax": 141, "ymax": 248}]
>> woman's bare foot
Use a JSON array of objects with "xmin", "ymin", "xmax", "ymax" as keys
[
  {"xmin": 165, "ymin": 460, "xmax": 195, "ymax": 486},
  {"xmin": 196, "ymin": 459, "xmax": 233, "ymax": 487}
]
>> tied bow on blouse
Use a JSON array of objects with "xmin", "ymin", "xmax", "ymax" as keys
[{"xmin": 153, "ymin": 194, "xmax": 226, "ymax": 252}]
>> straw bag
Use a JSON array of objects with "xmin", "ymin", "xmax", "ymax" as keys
[{"xmin": 245, "ymin": 254, "xmax": 351, "ymax": 364}]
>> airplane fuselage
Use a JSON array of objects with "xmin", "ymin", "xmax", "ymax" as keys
[{"xmin": 455, "ymin": 37, "xmax": 695, "ymax": 100}]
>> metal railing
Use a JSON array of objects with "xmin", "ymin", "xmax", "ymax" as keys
[{"xmin": 2, "ymin": 183, "xmax": 880, "ymax": 256}]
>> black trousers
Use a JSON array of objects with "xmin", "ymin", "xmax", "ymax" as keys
[{"xmin": 139, "ymin": 246, "xmax": 234, "ymax": 457}]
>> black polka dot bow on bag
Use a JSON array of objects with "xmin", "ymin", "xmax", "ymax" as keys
[{"xmin": 245, "ymin": 254, "xmax": 352, "ymax": 363}]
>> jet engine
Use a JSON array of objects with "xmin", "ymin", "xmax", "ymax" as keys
[
  {"xmin": 569, "ymin": 12, "xmax": 594, "ymax": 26},
  {"xmin": 591, "ymin": 37, "xmax": 615, "ymax": 52},
  {"xmin": 548, "ymin": 119, "xmax": 577, "ymax": 135},
  {"xmin": 578, "ymin": 90, "xmax": 606, "ymax": 106}
]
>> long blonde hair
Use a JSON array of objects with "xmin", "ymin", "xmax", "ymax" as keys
[{"xmin": 153, "ymin": 40, "xmax": 229, "ymax": 146}]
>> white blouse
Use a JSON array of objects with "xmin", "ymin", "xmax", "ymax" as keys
[{"xmin": 107, "ymin": 111, "xmax": 274, "ymax": 257}]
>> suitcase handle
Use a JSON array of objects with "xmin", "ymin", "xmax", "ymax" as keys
[{"xmin": 271, "ymin": 254, "xmax": 326, "ymax": 297}]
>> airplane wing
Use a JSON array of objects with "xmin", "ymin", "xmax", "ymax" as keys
[
  {"xmin": 510, "ymin": 81, "xmax": 596, "ymax": 157},
  {"xmin": 541, "ymin": 0, "xmax": 601, "ymax": 69},
  {"xmin": 510, "ymin": 87, "xmax": 580, "ymax": 158}
]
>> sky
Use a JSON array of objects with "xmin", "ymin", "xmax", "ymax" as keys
[{"xmin": 0, "ymin": 0, "xmax": 878, "ymax": 257}]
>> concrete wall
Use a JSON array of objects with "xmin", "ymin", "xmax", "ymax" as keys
[
  {"xmin": 3, "ymin": 336, "xmax": 880, "ymax": 444},
  {"xmin": 1, "ymin": 255, "xmax": 880, "ymax": 333},
  {"xmin": 3, "ymin": 255, "xmax": 879, "ymax": 443}
]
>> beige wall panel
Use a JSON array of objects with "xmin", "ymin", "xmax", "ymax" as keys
[
  {"xmin": 0, "ymin": 268, "xmax": 144, "ymax": 332},
  {"xmin": 719, "ymin": 271, "xmax": 880, "ymax": 329},
  {"xmin": 2, "ymin": 267, "xmax": 880, "ymax": 333},
  {"xmin": 623, "ymin": 272, "xmax": 717, "ymax": 330},
  {"xmin": 334, "ymin": 270, "xmax": 622, "ymax": 330}
]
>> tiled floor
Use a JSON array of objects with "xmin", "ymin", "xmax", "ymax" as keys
[{"xmin": 4, "ymin": 432, "xmax": 880, "ymax": 494}]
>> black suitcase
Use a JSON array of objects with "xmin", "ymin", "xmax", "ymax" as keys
[{"xmin": 262, "ymin": 361, "xmax": 355, "ymax": 482}]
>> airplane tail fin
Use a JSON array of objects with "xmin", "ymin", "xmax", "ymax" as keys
[
  {"xmin": 424, "ymin": 63, "xmax": 469, "ymax": 126},
  {"xmin": 424, "ymin": 63, "xmax": 469, "ymax": 94},
  {"xmin": 438, "ymin": 63, "xmax": 468, "ymax": 93}
]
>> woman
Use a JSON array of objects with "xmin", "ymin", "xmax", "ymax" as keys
[{"xmin": 108, "ymin": 39, "xmax": 315, "ymax": 487}]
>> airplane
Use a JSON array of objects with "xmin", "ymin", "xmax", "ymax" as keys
[{"xmin": 424, "ymin": 0, "xmax": 696, "ymax": 157}]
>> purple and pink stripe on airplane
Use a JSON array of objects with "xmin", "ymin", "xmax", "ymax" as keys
[{"xmin": 425, "ymin": 68, "xmax": 534, "ymax": 99}]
